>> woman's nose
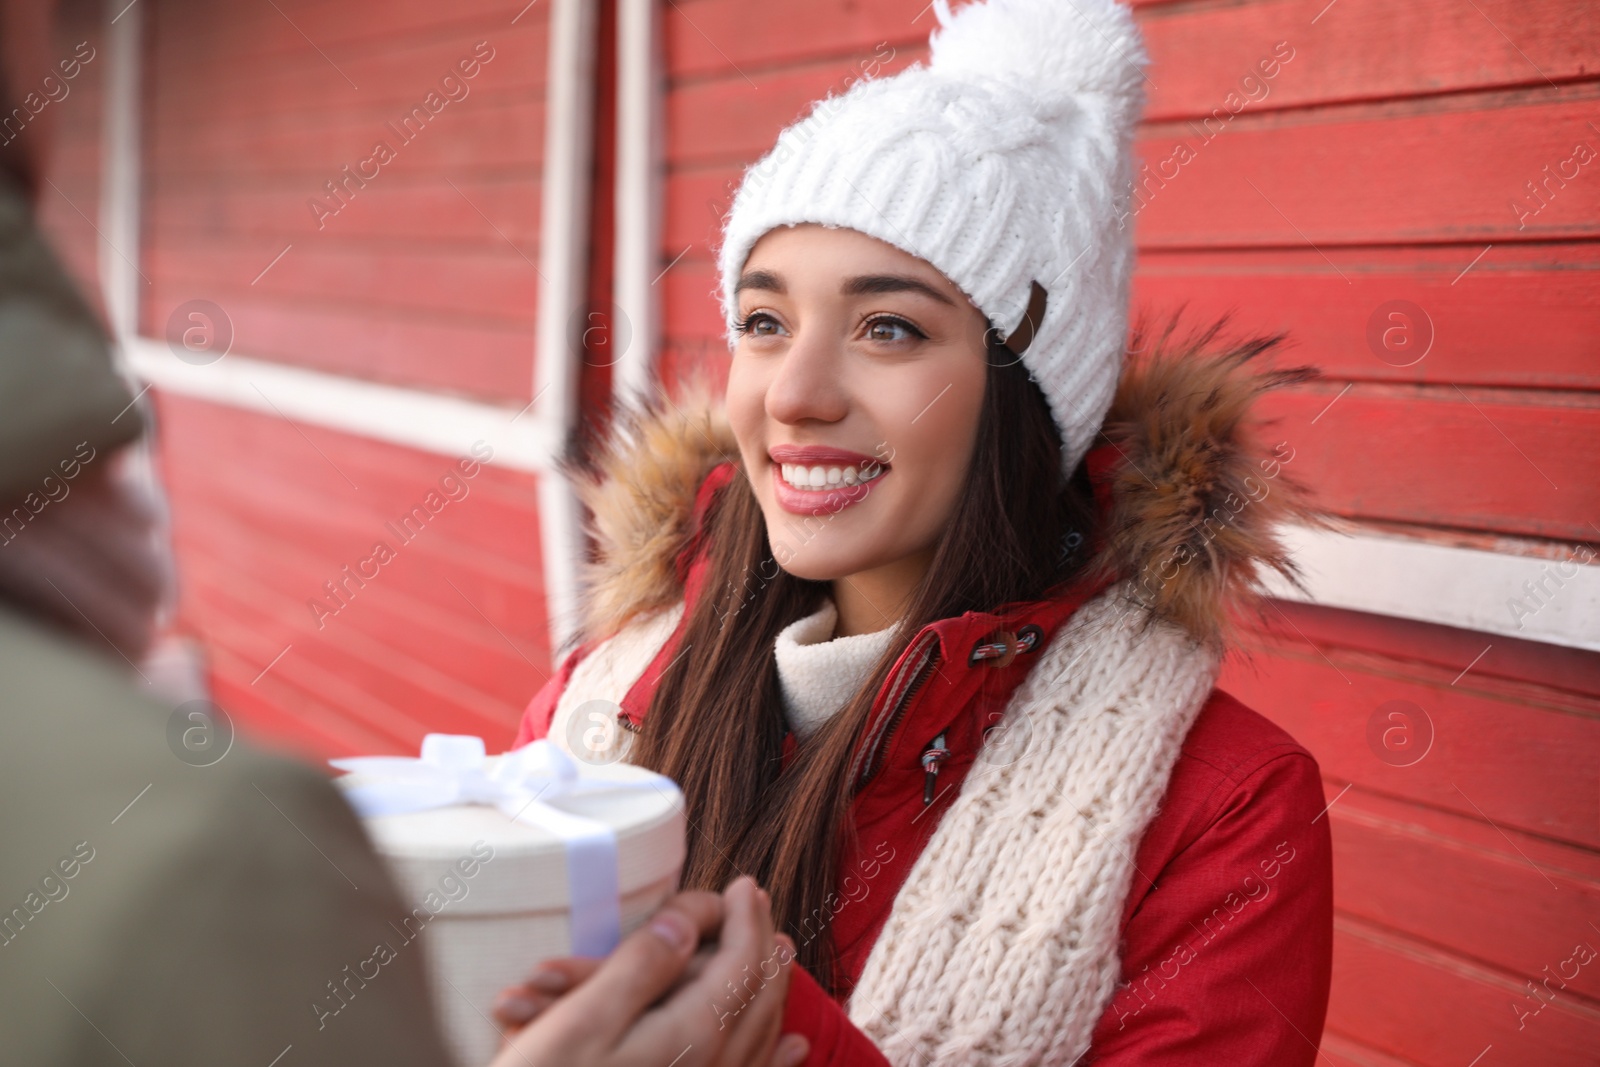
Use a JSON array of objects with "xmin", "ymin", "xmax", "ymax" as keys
[{"xmin": 764, "ymin": 328, "xmax": 849, "ymax": 426}]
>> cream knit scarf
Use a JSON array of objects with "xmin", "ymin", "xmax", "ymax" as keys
[{"xmin": 549, "ymin": 582, "xmax": 1220, "ymax": 1067}]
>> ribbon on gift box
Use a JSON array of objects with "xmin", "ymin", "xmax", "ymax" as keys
[{"xmin": 331, "ymin": 734, "xmax": 677, "ymax": 957}]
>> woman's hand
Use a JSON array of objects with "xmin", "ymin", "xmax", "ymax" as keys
[{"xmin": 485, "ymin": 876, "xmax": 807, "ymax": 1067}]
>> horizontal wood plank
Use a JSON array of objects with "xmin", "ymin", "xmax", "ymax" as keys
[
  {"xmin": 1260, "ymin": 385, "xmax": 1600, "ymax": 540},
  {"xmin": 146, "ymin": 240, "xmax": 542, "ymax": 325},
  {"xmin": 1329, "ymin": 916, "xmax": 1600, "ymax": 1066},
  {"xmin": 148, "ymin": 27, "xmax": 546, "ymax": 124},
  {"xmin": 169, "ymin": 494, "xmax": 544, "ymax": 634},
  {"xmin": 147, "ymin": 0, "xmax": 542, "ymax": 65},
  {"xmin": 144, "ymin": 175, "xmax": 543, "ymax": 245},
  {"xmin": 140, "ymin": 288, "xmax": 538, "ymax": 400},
  {"xmin": 181, "ymin": 552, "xmax": 546, "ymax": 710},
  {"xmin": 665, "ymin": 0, "xmax": 1600, "ymax": 121},
  {"xmin": 161, "ymin": 461, "xmax": 549, "ymax": 683},
  {"xmin": 660, "ymin": 170, "xmax": 742, "ymax": 270},
  {"xmin": 1328, "ymin": 789, "xmax": 1600, "ymax": 1000},
  {"xmin": 1242, "ymin": 600, "xmax": 1600, "ymax": 703},
  {"xmin": 1137, "ymin": 0, "xmax": 1600, "ymax": 121},
  {"xmin": 209, "ymin": 647, "xmax": 411, "ymax": 760},
  {"xmin": 154, "ymin": 395, "xmax": 546, "ymax": 593},
  {"xmin": 1134, "ymin": 244, "xmax": 1600, "ymax": 390},
  {"xmin": 1218, "ymin": 639, "xmax": 1600, "ymax": 848},
  {"xmin": 182, "ymin": 555, "xmax": 537, "ymax": 736},
  {"xmin": 667, "ymin": 60, "xmax": 902, "ymax": 168},
  {"xmin": 193, "ymin": 589, "xmax": 465, "ymax": 747},
  {"xmin": 156, "ymin": 400, "xmax": 550, "ymax": 744},
  {"xmin": 1133, "ymin": 87, "xmax": 1600, "ymax": 247},
  {"xmin": 146, "ymin": 96, "xmax": 545, "ymax": 177}
]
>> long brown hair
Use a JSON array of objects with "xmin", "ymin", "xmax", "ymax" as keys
[{"xmin": 629, "ymin": 338, "xmax": 1100, "ymax": 991}]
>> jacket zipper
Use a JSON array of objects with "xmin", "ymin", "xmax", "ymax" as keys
[
  {"xmin": 852, "ymin": 633, "xmax": 942, "ymax": 791},
  {"xmin": 920, "ymin": 731, "xmax": 949, "ymax": 805}
]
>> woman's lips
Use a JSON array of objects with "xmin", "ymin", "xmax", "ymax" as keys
[{"xmin": 767, "ymin": 445, "xmax": 888, "ymax": 515}]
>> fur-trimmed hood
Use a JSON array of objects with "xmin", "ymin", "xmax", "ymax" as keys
[{"xmin": 567, "ymin": 318, "xmax": 1322, "ymax": 648}]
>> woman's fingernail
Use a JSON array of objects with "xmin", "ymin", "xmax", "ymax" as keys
[
  {"xmin": 493, "ymin": 990, "xmax": 538, "ymax": 1022},
  {"xmin": 527, "ymin": 968, "xmax": 570, "ymax": 995},
  {"xmin": 649, "ymin": 911, "xmax": 693, "ymax": 952},
  {"xmin": 781, "ymin": 1034, "xmax": 810, "ymax": 1067}
]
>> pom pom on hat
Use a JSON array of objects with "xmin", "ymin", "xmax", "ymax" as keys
[
  {"xmin": 929, "ymin": 0, "xmax": 1146, "ymax": 124},
  {"xmin": 717, "ymin": 0, "xmax": 1149, "ymax": 479}
]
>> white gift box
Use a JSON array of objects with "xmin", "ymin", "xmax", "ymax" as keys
[{"xmin": 332, "ymin": 735, "xmax": 686, "ymax": 1067}]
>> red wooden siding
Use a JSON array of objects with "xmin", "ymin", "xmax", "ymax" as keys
[
  {"xmin": 133, "ymin": 0, "xmax": 558, "ymax": 759},
  {"xmin": 153, "ymin": 393, "xmax": 548, "ymax": 757},
  {"xmin": 657, "ymin": 1, "xmax": 1600, "ymax": 1065},
  {"xmin": 142, "ymin": 0, "xmax": 549, "ymax": 401}
]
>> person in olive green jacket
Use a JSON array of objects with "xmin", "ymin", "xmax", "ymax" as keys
[{"xmin": 0, "ymin": 8, "xmax": 805, "ymax": 1066}]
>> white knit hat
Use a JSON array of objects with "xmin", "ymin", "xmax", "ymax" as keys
[{"xmin": 717, "ymin": 0, "xmax": 1148, "ymax": 478}]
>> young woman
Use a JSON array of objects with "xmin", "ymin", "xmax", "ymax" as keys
[{"xmin": 513, "ymin": 0, "xmax": 1333, "ymax": 1063}]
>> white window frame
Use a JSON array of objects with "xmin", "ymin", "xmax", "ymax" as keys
[{"xmin": 99, "ymin": 0, "xmax": 594, "ymax": 649}]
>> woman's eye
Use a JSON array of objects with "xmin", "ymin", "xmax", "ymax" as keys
[
  {"xmin": 737, "ymin": 311, "xmax": 783, "ymax": 337},
  {"xmin": 864, "ymin": 317, "xmax": 923, "ymax": 343}
]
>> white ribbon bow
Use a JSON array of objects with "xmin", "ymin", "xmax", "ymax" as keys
[{"xmin": 331, "ymin": 734, "xmax": 674, "ymax": 957}]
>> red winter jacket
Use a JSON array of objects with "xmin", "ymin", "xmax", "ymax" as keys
[
  {"xmin": 514, "ymin": 343, "xmax": 1334, "ymax": 1063},
  {"xmin": 514, "ymin": 487, "xmax": 1333, "ymax": 1067}
]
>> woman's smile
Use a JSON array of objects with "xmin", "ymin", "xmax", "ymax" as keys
[{"xmin": 768, "ymin": 443, "xmax": 889, "ymax": 514}]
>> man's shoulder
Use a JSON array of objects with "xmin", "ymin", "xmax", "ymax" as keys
[
  {"xmin": 0, "ymin": 607, "xmax": 448, "ymax": 1067},
  {"xmin": 0, "ymin": 604, "xmax": 336, "ymax": 821},
  {"xmin": 0, "ymin": 605, "xmax": 368, "ymax": 933}
]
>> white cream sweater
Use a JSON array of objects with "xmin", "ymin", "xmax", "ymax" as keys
[
  {"xmin": 773, "ymin": 599, "xmax": 899, "ymax": 739},
  {"xmin": 545, "ymin": 582, "xmax": 1219, "ymax": 1066}
]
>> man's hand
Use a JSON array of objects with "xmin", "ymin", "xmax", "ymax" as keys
[{"xmin": 486, "ymin": 876, "xmax": 807, "ymax": 1067}]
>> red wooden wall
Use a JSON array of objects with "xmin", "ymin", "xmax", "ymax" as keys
[
  {"xmin": 656, "ymin": 1, "xmax": 1600, "ymax": 1065},
  {"xmin": 29, "ymin": 0, "xmax": 1600, "ymax": 1063},
  {"xmin": 144, "ymin": 2, "xmax": 549, "ymax": 396},
  {"xmin": 139, "ymin": 0, "xmax": 557, "ymax": 756}
]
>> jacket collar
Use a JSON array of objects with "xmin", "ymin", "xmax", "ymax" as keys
[{"xmin": 567, "ymin": 318, "xmax": 1321, "ymax": 657}]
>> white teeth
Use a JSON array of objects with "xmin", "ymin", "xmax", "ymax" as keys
[{"xmin": 777, "ymin": 460, "xmax": 885, "ymax": 490}]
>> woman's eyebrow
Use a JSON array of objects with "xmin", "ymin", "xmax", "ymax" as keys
[
  {"xmin": 840, "ymin": 274, "xmax": 955, "ymax": 306},
  {"xmin": 735, "ymin": 269, "xmax": 785, "ymax": 295},
  {"xmin": 735, "ymin": 269, "xmax": 956, "ymax": 307}
]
